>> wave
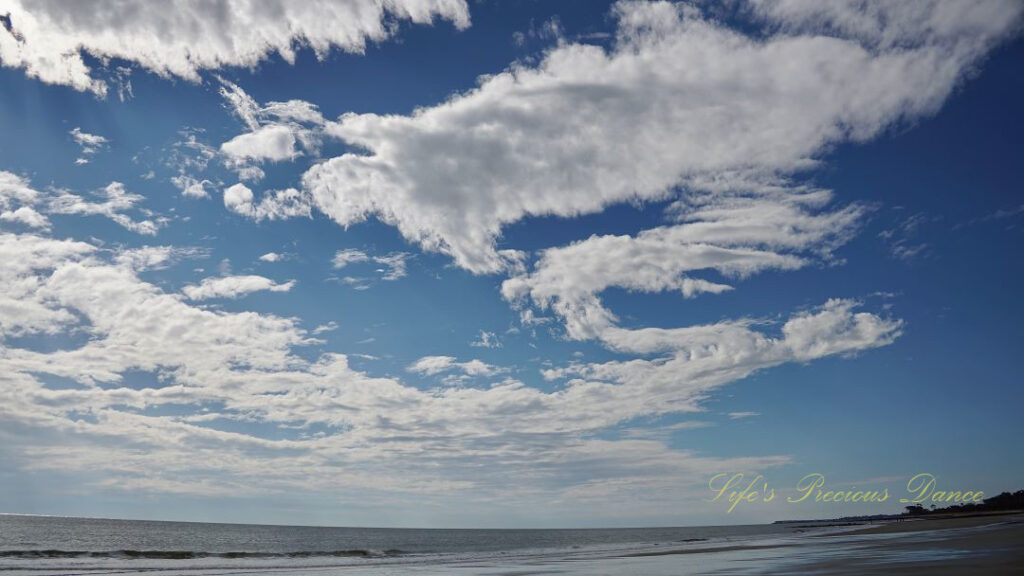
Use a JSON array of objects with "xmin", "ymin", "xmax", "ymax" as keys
[{"xmin": 0, "ymin": 548, "xmax": 408, "ymax": 560}]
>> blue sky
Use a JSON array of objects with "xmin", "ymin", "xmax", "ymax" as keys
[{"xmin": 0, "ymin": 0, "xmax": 1022, "ymax": 528}]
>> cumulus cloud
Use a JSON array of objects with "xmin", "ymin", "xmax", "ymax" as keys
[
  {"xmin": 0, "ymin": 205, "xmax": 49, "ymax": 229},
  {"xmin": 222, "ymin": 124, "xmax": 302, "ymax": 164},
  {"xmin": 407, "ymin": 355, "xmax": 502, "ymax": 378},
  {"xmin": 218, "ymin": 79, "xmax": 330, "ymax": 180},
  {"xmin": 223, "ymin": 183, "xmax": 312, "ymax": 222},
  {"xmin": 303, "ymin": 0, "xmax": 1021, "ymax": 273},
  {"xmin": 259, "ymin": 252, "xmax": 283, "ymax": 263},
  {"xmin": 0, "ymin": 0, "xmax": 471, "ymax": 96},
  {"xmin": 182, "ymin": 274, "xmax": 296, "ymax": 300}
]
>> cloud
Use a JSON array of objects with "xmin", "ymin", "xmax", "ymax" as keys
[
  {"xmin": 221, "ymin": 124, "xmax": 303, "ymax": 164},
  {"xmin": 503, "ymin": 189, "xmax": 863, "ymax": 341},
  {"xmin": 1, "ymin": 173, "xmax": 162, "ymax": 235},
  {"xmin": 312, "ymin": 321, "xmax": 339, "ymax": 335},
  {"xmin": 302, "ymin": 0, "xmax": 1021, "ymax": 273},
  {"xmin": 332, "ymin": 249, "xmax": 410, "ymax": 281},
  {"xmin": 182, "ymin": 274, "xmax": 296, "ymax": 300},
  {"xmin": 48, "ymin": 182, "xmax": 163, "ymax": 235},
  {"xmin": 223, "ymin": 183, "xmax": 312, "ymax": 222},
  {"xmin": 69, "ymin": 127, "xmax": 109, "ymax": 162},
  {"xmin": 470, "ymin": 330, "xmax": 502, "ymax": 349},
  {"xmin": 259, "ymin": 252, "xmax": 283, "ymax": 263},
  {"xmin": 541, "ymin": 299, "xmax": 901, "ymax": 418},
  {"xmin": 878, "ymin": 212, "xmax": 936, "ymax": 261},
  {"xmin": 163, "ymin": 129, "xmax": 220, "ymax": 197},
  {"xmin": 0, "ymin": 206, "xmax": 49, "ymax": 229},
  {"xmin": 218, "ymin": 79, "xmax": 329, "ymax": 180},
  {"xmin": 170, "ymin": 175, "xmax": 214, "ymax": 199},
  {"xmin": 957, "ymin": 203, "xmax": 1024, "ymax": 229},
  {"xmin": 728, "ymin": 412, "xmax": 760, "ymax": 420},
  {"xmin": 115, "ymin": 245, "xmax": 207, "ymax": 272},
  {"xmin": 0, "ymin": 224, "xmax": 896, "ymax": 511},
  {"xmin": 407, "ymin": 355, "xmax": 502, "ymax": 378},
  {"xmin": 0, "ymin": 170, "xmax": 41, "ymax": 208},
  {"xmin": 332, "ymin": 248, "xmax": 370, "ymax": 269},
  {"xmin": 0, "ymin": 0, "xmax": 471, "ymax": 96},
  {"xmin": 0, "ymin": 0, "xmax": 1006, "ymax": 518},
  {"xmin": 374, "ymin": 252, "xmax": 409, "ymax": 281}
]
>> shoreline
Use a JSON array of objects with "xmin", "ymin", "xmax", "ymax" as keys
[{"xmin": 833, "ymin": 510, "xmax": 1024, "ymax": 535}]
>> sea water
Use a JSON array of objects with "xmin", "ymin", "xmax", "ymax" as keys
[{"xmin": 0, "ymin": 514, "xmax": 844, "ymax": 575}]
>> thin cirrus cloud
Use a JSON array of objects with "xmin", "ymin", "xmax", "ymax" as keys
[
  {"xmin": 332, "ymin": 249, "xmax": 410, "ymax": 281},
  {"xmin": 0, "ymin": 0, "xmax": 471, "ymax": 96}
]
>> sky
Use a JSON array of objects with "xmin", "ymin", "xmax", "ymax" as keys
[{"xmin": 0, "ymin": 0, "xmax": 1022, "ymax": 529}]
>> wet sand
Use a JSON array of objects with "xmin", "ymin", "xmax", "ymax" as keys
[{"xmin": 790, "ymin": 513, "xmax": 1024, "ymax": 575}]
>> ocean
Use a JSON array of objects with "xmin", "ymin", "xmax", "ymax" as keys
[{"xmin": 0, "ymin": 514, "xmax": 837, "ymax": 575}]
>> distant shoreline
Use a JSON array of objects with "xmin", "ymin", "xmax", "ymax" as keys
[{"xmin": 830, "ymin": 510, "xmax": 1024, "ymax": 536}]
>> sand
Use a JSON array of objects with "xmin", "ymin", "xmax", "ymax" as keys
[{"xmin": 790, "ymin": 513, "xmax": 1024, "ymax": 575}]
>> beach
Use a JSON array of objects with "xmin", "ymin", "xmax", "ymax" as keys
[
  {"xmin": 3, "ymin": 513, "xmax": 1022, "ymax": 576},
  {"xmin": 788, "ymin": 513, "xmax": 1024, "ymax": 575}
]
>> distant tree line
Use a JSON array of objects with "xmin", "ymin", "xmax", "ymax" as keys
[{"xmin": 904, "ymin": 490, "xmax": 1024, "ymax": 516}]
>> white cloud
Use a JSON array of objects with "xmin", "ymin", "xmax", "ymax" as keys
[
  {"xmin": 728, "ymin": 411, "xmax": 760, "ymax": 420},
  {"xmin": 879, "ymin": 212, "xmax": 936, "ymax": 261},
  {"xmin": 221, "ymin": 124, "xmax": 302, "ymax": 164},
  {"xmin": 48, "ymin": 182, "xmax": 163, "ymax": 235},
  {"xmin": 0, "ymin": 0, "xmax": 471, "ymax": 96},
  {"xmin": 302, "ymin": 0, "xmax": 1021, "ymax": 273},
  {"xmin": 332, "ymin": 249, "xmax": 409, "ymax": 281},
  {"xmin": 312, "ymin": 321, "xmax": 339, "ymax": 335},
  {"xmin": 374, "ymin": 252, "xmax": 410, "ymax": 281},
  {"xmin": 182, "ymin": 274, "xmax": 296, "ymax": 300},
  {"xmin": 470, "ymin": 330, "xmax": 502, "ymax": 349},
  {"xmin": 1, "ymin": 0, "xmax": 1007, "ymax": 518},
  {"xmin": 259, "ymin": 252, "xmax": 283, "ymax": 263},
  {"xmin": 0, "ymin": 170, "xmax": 41, "ymax": 208},
  {"xmin": 503, "ymin": 189, "xmax": 863, "ymax": 341},
  {"xmin": 0, "ymin": 225, "xmax": 898, "ymax": 512},
  {"xmin": 217, "ymin": 79, "xmax": 331, "ymax": 181},
  {"xmin": 1, "ymin": 173, "xmax": 162, "ymax": 236},
  {"xmin": 69, "ymin": 127, "xmax": 108, "ymax": 157},
  {"xmin": 407, "ymin": 355, "xmax": 503, "ymax": 378},
  {"xmin": 114, "ymin": 245, "xmax": 207, "ymax": 272},
  {"xmin": 407, "ymin": 355, "xmax": 457, "ymax": 375},
  {"xmin": 541, "ymin": 299, "xmax": 901, "ymax": 418},
  {"xmin": 332, "ymin": 248, "xmax": 370, "ymax": 269},
  {"xmin": 0, "ymin": 206, "xmax": 49, "ymax": 229},
  {"xmin": 223, "ymin": 183, "xmax": 312, "ymax": 222},
  {"xmin": 170, "ymin": 175, "xmax": 214, "ymax": 199}
]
